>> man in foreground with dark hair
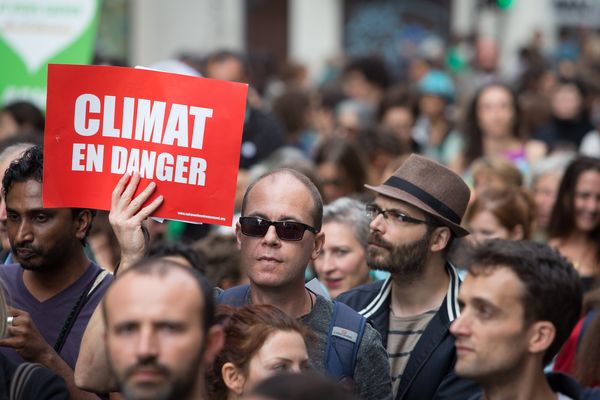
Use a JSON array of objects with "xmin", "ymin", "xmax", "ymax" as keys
[
  {"xmin": 0, "ymin": 145, "xmax": 111, "ymax": 399},
  {"xmin": 451, "ymin": 240, "xmax": 596, "ymax": 400},
  {"xmin": 102, "ymin": 257, "xmax": 224, "ymax": 400}
]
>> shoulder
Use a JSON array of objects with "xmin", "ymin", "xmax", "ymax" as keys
[
  {"xmin": 0, "ymin": 263, "xmax": 21, "ymax": 278},
  {"xmin": 16, "ymin": 363, "xmax": 70, "ymax": 400},
  {"xmin": 337, "ymin": 279, "xmax": 387, "ymax": 309}
]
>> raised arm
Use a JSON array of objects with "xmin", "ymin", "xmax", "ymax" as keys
[{"xmin": 74, "ymin": 173, "xmax": 163, "ymax": 392}]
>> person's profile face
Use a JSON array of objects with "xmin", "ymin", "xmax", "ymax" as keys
[
  {"xmin": 104, "ymin": 270, "xmax": 206, "ymax": 400},
  {"xmin": 236, "ymin": 174, "xmax": 322, "ymax": 290},
  {"xmin": 450, "ymin": 267, "xmax": 530, "ymax": 381}
]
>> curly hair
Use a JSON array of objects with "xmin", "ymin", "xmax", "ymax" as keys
[{"xmin": 2, "ymin": 145, "xmax": 96, "ymax": 245}]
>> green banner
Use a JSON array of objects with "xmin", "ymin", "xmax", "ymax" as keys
[{"xmin": 0, "ymin": 0, "xmax": 99, "ymax": 110}]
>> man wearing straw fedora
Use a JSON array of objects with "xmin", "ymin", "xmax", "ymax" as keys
[{"xmin": 338, "ymin": 154, "xmax": 479, "ymax": 400}]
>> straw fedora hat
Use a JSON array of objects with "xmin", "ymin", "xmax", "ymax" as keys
[{"xmin": 365, "ymin": 154, "xmax": 471, "ymax": 237}]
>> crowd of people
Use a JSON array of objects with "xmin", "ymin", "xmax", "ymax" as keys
[{"xmin": 0, "ymin": 28, "xmax": 598, "ymax": 400}]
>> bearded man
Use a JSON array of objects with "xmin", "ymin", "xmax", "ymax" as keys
[{"xmin": 338, "ymin": 154, "xmax": 479, "ymax": 400}]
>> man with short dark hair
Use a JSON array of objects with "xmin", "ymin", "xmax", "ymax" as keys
[
  {"xmin": 0, "ymin": 145, "xmax": 111, "ymax": 399},
  {"xmin": 337, "ymin": 154, "xmax": 478, "ymax": 399},
  {"xmin": 103, "ymin": 257, "xmax": 223, "ymax": 400},
  {"xmin": 451, "ymin": 240, "xmax": 594, "ymax": 400}
]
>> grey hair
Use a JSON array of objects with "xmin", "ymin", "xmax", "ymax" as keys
[
  {"xmin": 334, "ymin": 99, "xmax": 375, "ymax": 130},
  {"xmin": 530, "ymin": 151, "xmax": 576, "ymax": 186},
  {"xmin": 323, "ymin": 197, "xmax": 370, "ymax": 249}
]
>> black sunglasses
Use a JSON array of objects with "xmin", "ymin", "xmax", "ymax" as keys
[{"xmin": 239, "ymin": 217, "xmax": 318, "ymax": 241}]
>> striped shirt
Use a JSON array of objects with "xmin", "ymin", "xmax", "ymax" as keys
[{"xmin": 387, "ymin": 308, "xmax": 438, "ymax": 396}]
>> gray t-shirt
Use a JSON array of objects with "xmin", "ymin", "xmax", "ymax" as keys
[{"xmin": 301, "ymin": 295, "xmax": 393, "ymax": 400}]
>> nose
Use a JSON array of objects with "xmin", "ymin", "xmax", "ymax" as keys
[
  {"xmin": 290, "ymin": 362, "xmax": 304, "ymax": 373},
  {"xmin": 449, "ymin": 313, "xmax": 470, "ymax": 338},
  {"xmin": 261, "ymin": 224, "xmax": 281, "ymax": 246},
  {"xmin": 369, "ymin": 212, "xmax": 386, "ymax": 233},
  {"xmin": 321, "ymin": 252, "xmax": 337, "ymax": 275},
  {"xmin": 136, "ymin": 326, "xmax": 159, "ymax": 361},
  {"xmin": 14, "ymin": 218, "xmax": 33, "ymax": 245}
]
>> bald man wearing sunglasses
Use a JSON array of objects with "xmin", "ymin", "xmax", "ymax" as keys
[{"xmin": 221, "ymin": 168, "xmax": 392, "ymax": 400}]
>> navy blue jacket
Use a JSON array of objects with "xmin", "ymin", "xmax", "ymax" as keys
[{"xmin": 337, "ymin": 263, "xmax": 479, "ymax": 400}]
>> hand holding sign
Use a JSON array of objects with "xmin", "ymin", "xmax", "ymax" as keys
[{"xmin": 109, "ymin": 172, "xmax": 163, "ymax": 271}]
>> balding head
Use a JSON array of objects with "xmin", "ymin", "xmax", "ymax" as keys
[{"xmin": 241, "ymin": 168, "xmax": 323, "ymax": 232}]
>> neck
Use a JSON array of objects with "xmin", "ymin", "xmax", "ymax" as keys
[
  {"xmin": 251, "ymin": 280, "xmax": 313, "ymax": 318},
  {"xmin": 188, "ymin": 373, "xmax": 209, "ymax": 400},
  {"xmin": 22, "ymin": 247, "xmax": 90, "ymax": 302},
  {"xmin": 482, "ymin": 362, "xmax": 555, "ymax": 400},
  {"xmin": 565, "ymin": 229, "xmax": 593, "ymax": 243},
  {"xmin": 390, "ymin": 254, "xmax": 449, "ymax": 316},
  {"xmin": 483, "ymin": 135, "xmax": 520, "ymax": 155}
]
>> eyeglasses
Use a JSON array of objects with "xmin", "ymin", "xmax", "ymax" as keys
[
  {"xmin": 239, "ymin": 217, "xmax": 318, "ymax": 241},
  {"xmin": 365, "ymin": 204, "xmax": 431, "ymax": 225}
]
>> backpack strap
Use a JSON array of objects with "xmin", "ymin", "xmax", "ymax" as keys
[
  {"xmin": 10, "ymin": 362, "xmax": 42, "ymax": 400},
  {"xmin": 217, "ymin": 284, "xmax": 251, "ymax": 307},
  {"xmin": 325, "ymin": 301, "xmax": 367, "ymax": 382},
  {"xmin": 577, "ymin": 310, "xmax": 598, "ymax": 352}
]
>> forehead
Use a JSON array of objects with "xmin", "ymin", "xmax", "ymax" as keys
[
  {"xmin": 245, "ymin": 173, "xmax": 316, "ymax": 223},
  {"xmin": 6, "ymin": 179, "xmax": 42, "ymax": 208},
  {"xmin": 576, "ymin": 170, "xmax": 600, "ymax": 189},
  {"xmin": 479, "ymin": 85, "xmax": 512, "ymax": 102},
  {"xmin": 460, "ymin": 267, "xmax": 526, "ymax": 310},
  {"xmin": 374, "ymin": 194, "xmax": 427, "ymax": 218},
  {"xmin": 106, "ymin": 270, "xmax": 204, "ymax": 326}
]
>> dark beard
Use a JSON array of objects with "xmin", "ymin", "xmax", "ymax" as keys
[
  {"xmin": 367, "ymin": 228, "xmax": 433, "ymax": 283},
  {"xmin": 114, "ymin": 344, "xmax": 205, "ymax": 400}
]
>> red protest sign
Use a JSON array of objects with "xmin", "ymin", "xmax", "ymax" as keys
[{"xmin": 43, "ymin": 64, "xmax": 248, "ymax": 226}]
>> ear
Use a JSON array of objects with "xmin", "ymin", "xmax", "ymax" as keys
[
  {"xmin": 509, "ymin": 224, "xmax": 524, "ymax": 240},
  {"xmin": 429, "ymin": 227, "xmax": 451, "ymax": 253},
  {"xmin": 202, "ymin": 324, "xmax": 225, "ymax": 366},
  {"xmin": 310, "ymin": 231, "xmax": 326, "ymax": 261},
  {"xmin": 235, "ymin": 222, "xmax": 242, "ymax": 250},
  {"xmin": 221, "ymin": 362, "xmax": 246, "ymax": 396},
  {"xmin": 527, "ymin": 321, "xmax": 555, "ymax": 356},
  {"xmin": 74, "ymin": 209, "xmax": 93, "ymax": 241}
]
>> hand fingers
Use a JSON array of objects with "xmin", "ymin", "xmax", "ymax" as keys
[
  {"xmin": 111, "ymin": 173, "xmax": 132, "ymax": 207},
  {"xmin": 118, "ymin": 172, "xmax": 141, "ymax": 209},
  {"xmin": 126, "ymin": 181, "xmax": 157, "ymax": 216},
  {"xmin": 131, "ymin": 194, "xmax": 164, "ymax": 224},
  {"xmin": 6, "ymin": 306, "xmax": 24, "ymax": 317}
]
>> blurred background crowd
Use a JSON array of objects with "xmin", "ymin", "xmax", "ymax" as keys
[{"xmin": 0, "ymin": 0, "xmax": 599, "ymax": 388}]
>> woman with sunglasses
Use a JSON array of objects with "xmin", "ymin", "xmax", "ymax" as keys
[{"xmin": 312, "ymin": 197, "xmax": 373, "ymax": 299}]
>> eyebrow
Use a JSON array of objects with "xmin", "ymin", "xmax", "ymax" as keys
[{"xmin": 246, "ymin": 213, "xmax": 305, "ymax": 223}]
